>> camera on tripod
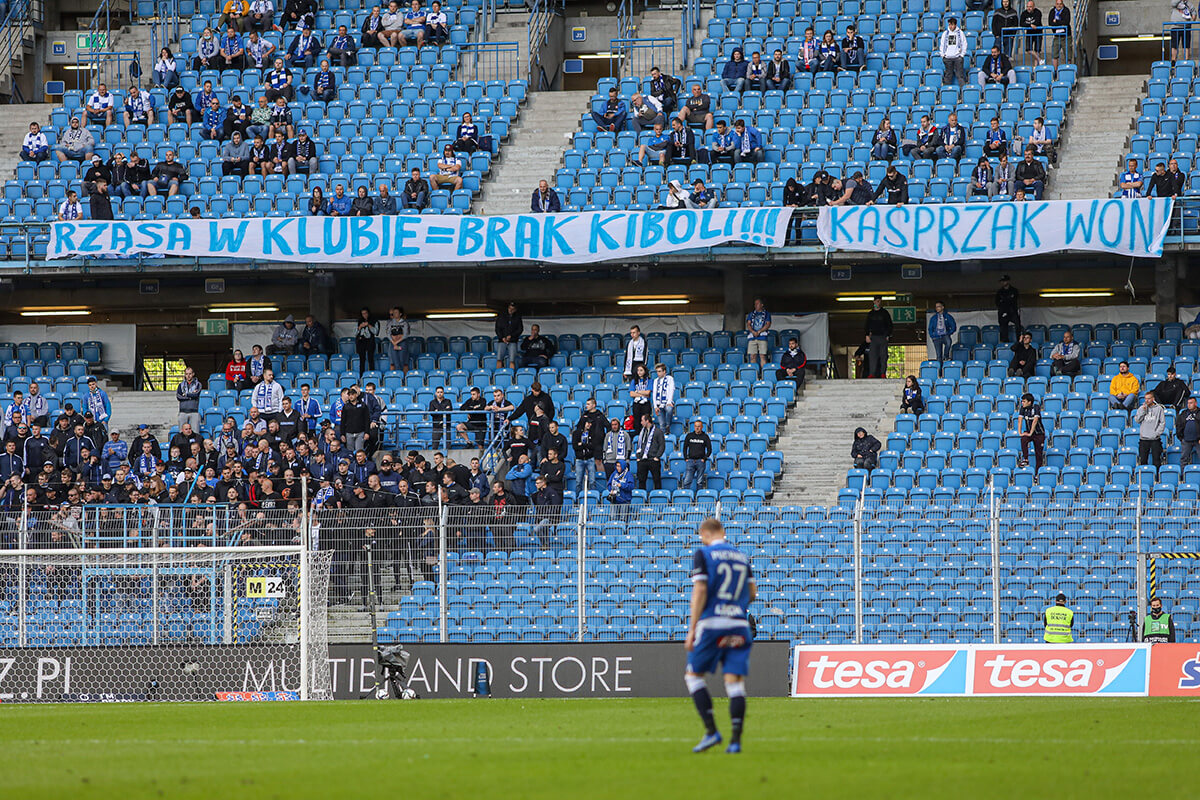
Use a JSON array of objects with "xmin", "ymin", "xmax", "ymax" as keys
[{"xmin": 377, "ymin": 645, "xmax": 419, "ymax": 699}]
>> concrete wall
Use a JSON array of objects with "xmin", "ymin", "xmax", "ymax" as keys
[
  {"xmin": 563, "ymin": 15, "xmax": 621, "ymax": 54},
  {"xmin": 1096, "ymin": 0, "xmax": 1173, "ymax": 37}
]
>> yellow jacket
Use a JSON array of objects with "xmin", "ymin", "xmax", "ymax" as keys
[{"xmin": 1110, "ymin": 373, "xmax": 1140, "ymax": 396}]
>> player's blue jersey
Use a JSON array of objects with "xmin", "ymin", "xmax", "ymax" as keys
[{"xmin": 690, "ymin": 540, "xmax": 754, "ymax": 626}]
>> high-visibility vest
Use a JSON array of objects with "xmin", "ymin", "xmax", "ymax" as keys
[
  {"xmin": 1043, "ymin": 605, "xmax": 1074, "ymax": 643},
  {"xmin": 1143, "ymin": 611, "xmax": 1172, "ymax": 642}
]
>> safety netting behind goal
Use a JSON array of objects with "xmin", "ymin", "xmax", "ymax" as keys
[{"xmin": 0, "ymin": 547, "xmax": 332, "ymax": 702}]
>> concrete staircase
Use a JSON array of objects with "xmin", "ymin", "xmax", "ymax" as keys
[
  {"xmin": 632, "ymin": 7, "xmax": 712, "ymax": 72},
  {"xmin": 106, "ymin": 389, "xmax": 178, "ymax": 443},
  {"xmin": 1046, "ymin": 75, "xmax": 1147, "ymax": 200},
  {"xmin": 477, "ymin": 10, "xmax": 533, "ymax": 81},
  {"xmin": 474, "ymin": 89, "xmax": 592, "ymax": 215},
  {"xmin": 0, "ymin": 102, "xmax": 55, "ymax": 182},
  {"xmin": 771, "ymin": 379, "xmax": 902, "ymax": 507}
]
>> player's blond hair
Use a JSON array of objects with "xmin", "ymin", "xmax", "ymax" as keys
[{"xmin": 698, "ymin": 518, "xmax": 724, "ymax": 537}]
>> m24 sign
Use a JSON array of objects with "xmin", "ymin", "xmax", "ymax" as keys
[{"xmin": 792, "ymin": 644, "xmax": 1151, "ymax": 697}]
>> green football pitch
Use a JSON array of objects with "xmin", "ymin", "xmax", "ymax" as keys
[{"xmin": 1, "ymin": 698, "xmax": 1196, "ymax": 799}]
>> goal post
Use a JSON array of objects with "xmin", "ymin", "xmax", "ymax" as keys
[{"xmin": 0, "ymin": 546, "xmax": 333, "ymax": 702}]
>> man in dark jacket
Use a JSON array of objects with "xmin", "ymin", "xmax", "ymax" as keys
[
  {"xmin": 494, "ymin": 301, "xmax": 522, "ymax": 369},
  {"xmin": 681, "ymin": 419, "xmax": 712, "ymax": 491},
  {"xmin": 531, "ymin": 180, "xmax": 560, "ymax": 213},
  {"xmin": 426, "ymin": 386, "xmax": 453, "ymax": 450},
  {"xmin": 864, "ymin": 297, "xmax": 894, "ymax": 379},
  {"xmin": 634, "ymin": 415, "xmax": 665, "ymax": 491},
  {"xmin": 1008, "ymin": 331, "xmax": 1037, "ymax": 378},
  {"xmin": 851, "ymin": 427, "xmax": 881, "ymax": 470},
  {"xmin": 1153, "ymin": 366, "xmax": 1192, "ymax": 410},
  {"xmin": 89, "ymin": 178, "xmax": 114, "ymax": 220},
  {"xmin": 996, "ymin": 274, "xmax": 1021, "ymax": 342},
  {"xmin": 871, "ymin": 165, "xmax": 908, "ymax": 205},
  {"xmin": 341, "ymin": 388, "xmax": 370, "ymax": 454},
  {"xmin": 1177, "ymin": 397, "xmax": 1200, "ymax": 466},
  {"xmin": 511, "ymin": 382, "xmax": 555, "ymax": 425},
  {"xmin": 1015, "ymin": 148, "xmax": 1046, "ymax": 199},
  {"xmin": 777, "ymin": 336, "xmax": 807, "ymax": 386},
  {"xmin": 519, "ymin": 324, "xmax": 557, "ymax": 368},
  {"xmin": 300, "ymin": 314, "xmax": 326, "ymax": 355}
]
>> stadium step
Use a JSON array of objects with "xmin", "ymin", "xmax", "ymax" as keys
[
  {"xmin": 771, "ymin": 378, "xmax": 901, "ymax": 508},
  {"xmin": 475, "ymin": 90, "xmax": 595, "ymax": 215},
  {"xmin": 0, "ymin": 103, "xmax": 56, "ymax": 182},
  {"xmin": 631, "ymin": 7, "xmax": 715, "ymax": 72},
  {"xmin": 107, "ymin": 389, "xmax": 178, "ymax": 443},
  {"xmin": 1047, "ymin": 75, "xmax": 1147, "ymax": 201}
]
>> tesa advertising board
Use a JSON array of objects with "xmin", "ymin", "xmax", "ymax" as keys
[{"xmin": 1148, "ymin": 644, "xmax": 1200, "ymax": 697}]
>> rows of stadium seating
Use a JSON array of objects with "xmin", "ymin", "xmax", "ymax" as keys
[{"xmin": 1137, "ymin": 60, "xmax": 1200, "ymax": 191}]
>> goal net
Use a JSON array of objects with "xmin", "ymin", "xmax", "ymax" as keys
[{"xmin": 0, "ymin": 546, "xmax": 333, "ymax": 702}]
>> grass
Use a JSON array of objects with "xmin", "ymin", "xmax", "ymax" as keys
[{"xmin": 1, "ymin": 698, "xmax": 1197, "ymax": 799}]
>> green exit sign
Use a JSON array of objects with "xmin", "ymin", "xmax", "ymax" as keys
[
  {"xmin": 196, "ymin": 318, "xmax": 229, "ymax": 336},
  {"xmin": 889, "ymin": 306, "xmax": 917, "ymax": 324},
  {"xmin": 76, "ymin": 32, "xmax": 107, "ymax": 50}
]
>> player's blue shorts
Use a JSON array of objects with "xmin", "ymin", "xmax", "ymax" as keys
[{"xmin": 687, "ymin": 623, "xmax": 752, "ymax": 676}]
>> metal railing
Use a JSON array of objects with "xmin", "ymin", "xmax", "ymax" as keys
[
  {"xmin": 378, "ymin": 407, "xmax": 511, "ymax": 452},
  {"xmin": 681, "ymin": 0, "xmax": 703, "ymax": 69},
  {"xmin": 616, "ymin": 0, "xmax": 636, "ymax": 41},
  {"xmin": 999, "ymin": 25, "xmax": 1074, "ymax": 68},
  {"xmin": 74, "ymin": 50, "xmax": 143, "ymax": 93},
  {"xmin": 610, "ymin": 37, "xmax": 676, "ymax": 80},
  {"xmin": 456, "ymin": 41, "xmax": 521, "ymax": 83},
  {"xmin": 527, "ymin": 0, "xmax": 561, "ymax": 91},
  {"xmin": 475, "ymin": 0, "xmax": 498, "ymax": 44},
  {"xmin": 1163, "ymin": 21, "xmax": 1200, "ymax": 61},
  {"xmin": 0, "ymin": 0, "xmax": 42, "ymax": 99},
  {"xmin": 141, "ymin": 0, "xmax": 181, "ymax": 63}
]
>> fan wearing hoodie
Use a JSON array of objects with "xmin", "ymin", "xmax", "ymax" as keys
[
  {"xmin": 270, "ymin": 314, "xmax": 301, "ymax": 355},
  {"xmin": 851, "ymin": 427, "xmax": 881, "ymax": 471}
]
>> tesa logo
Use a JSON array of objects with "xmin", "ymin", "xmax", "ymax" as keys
[
  {"xmin": 973, "ymin": 649, "xmax": 1136, "ymax": 694},
  {"xmin": 795, "ymin": 649, "xmax": 959, "ymax": 695}
]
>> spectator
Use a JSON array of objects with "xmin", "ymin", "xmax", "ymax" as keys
[
  {"xmin": 623, "ymin": 324, "xmax": 647, "ymax": 379},
  {"xmin": 731, "ymin": 119, "xmax": 762, "ymax": 164},
  {"xmin": 512, "ymin": 382, "xmax": 554, "ymax": 430},
  {"xmin": 634, "ymin": 415, "xmax": 664, "ymax": 491},
  {"xmin": 798, "ymin": 26, "xmax": 819, "ymax": 73},
  {"xmin": 840, "ymin": 24, "xmax": 866, "ymax": 70},
  {"xmin": 402, "ymin": 0, "xmax": 427, "ymax": 47},
  {"xmin": 153, "ymin": 47, "xmax": 179, "ymax": 88},
  {"xmin": 903, "ymin": 115, "xmax": 941, "ymax": 159},
  {"xmin": 629, "ymin": 363, "xmax": 652, "ymax": 429},
  {"xmin": 1177, "ymin": 397, "xmax": 1200, "ymax": 465},
  {"xmin": 591, "ymin": 87, "xmax": 627, "ymax": 132},
  {"xmin": 20, "ymin": 122, "xmax": 48, "ymax": 162},
  {"xmin": 648, "ymin": 66, "xmax": 679, "ymax": 114},
  {"xmin": 361, "ymin": 4, "xmax": 385, "ymax": 46},
  {"xmin": 354, "ymin": 307, "xmax": 378, "ymax": 372},
  {"xmin": 220, "ymin": 25, "xmax": 246, "ymax": 70},
  {"xmin": 264, "ymin": 58, "xmax": 295, "ymax": 102},
  {"xmin": 1172, "ymin": 0, "xmax": 1195, "ymax": 60},
  {"xmin": 900, "ymin": 375, "xmax": 925, "ymax": 415},
  {"xmin": 193, "ymin": 28, "xmax": 223, "ymax": 71},
  {"xmin": 990, "ymin": 152, "xmax": 1017, "ymax": 199},
  {"xmin": 167, "ymin": 86, "xmax": 197, "ymax": 125},
  {"xmin": 1018, "ymin": 116, "xmax": 1056, "ymax": 164},
  {"xmin": 221, "ymin": 0, "xmax": 250, "ymax": 30},
  {"xmin": 637, "ymin": 120, "xmax": 671, "ymax": 166},
  {"xmin": 351, "ymin": 185, "xmax": 373, "ymax": 215},
  {"xmin": 57, "ymin": 190, "xmax": 82, "ymax": 220},
  {"xmin": 425, "ymin": 1, "xmax": 448, "ymax": 44},
  {"xmin": 1050, "ymin": 330, "xmax": 1081, "ymax": 376},
  {"xmin": 287, "ymin": 25, "xmax": 321, "ymax": 68},
  {"xmin": 201, "ymin": 97, "xmax": 226, "ymax": 141},
  {"xmin": 372, "ymin": 182, "xmax": 396, "ymax": 214},
  {"xmin": 1008, "ymin": 331, "xmax": 1037, "ymax": 378},
  {"xmin": 224, "ymin": 95, "xmax": 250, "ymax": 140},
  {"xmin": 745, "ymin": 297, "xmax": 772, "ymax": 369},
  {"xmin": 864, "ymin": 295, "xmax": 893, "ymax": 379},
  {"xmin": 247, "ymin": 344, "xmax": 271, "ymax": 386},
  {"xmin": 379, "ymin": 0, "xmax": 405, "ymax": 45},
  {"xmin": 870, "ymin": 118, "xmax": 897, "ymax": 161},
  {"xmin": 401, "ymin": 167, "xmax": 429, "ymax": 210},
  {"xmin": 936, "ymin": 112, "xmax": 966, "ymax": 160},
  {"xmin": 677, "ymin": 84, "xmax": 714, "ymax": 130},
  {"xmin": 84, "ymin": 377, "xmax": 111, "ymax": 434},
  {"xmin": 1135, "ymin": 392, "xmax": 1165, "ymax": 467},
  {"xmin": 651, "ymin": 362, "xmax": 675, "ymax": 432},
  {"xmin": 519, "ymin": 324, "xmax": 556, "ymax": 368},
  {"xmin": 494, "ymin": 302, "xmax": 522, "ymax": 368},
  {"xmin": 927, "ymin": 301, "xmax": 956, "ymax": 362},
  {"xmin": 176, "ymin": 367, "xmax": 203, "ymax": 432},
  {"xmin": 244, "ymin": 30, "xmax": 276, "ymax": 69},
  {"xmin": 984, "ymin": 116, "xmax": 1008, "ymax": 157},
  {"xmin": 991, "ymin": 0, "xmax": 1019, "ymax": 52},
  {"xmin": 118, "ymin": 153, "xmax": 151, "ymax": 198},
  {"xmin": 777, "ymin": 337, "xmax": 806, "ymax": 386},
  {"xmin": 659, "ymin": 179, "xmax": 689, "ymax": 209},
  {"xmin": 680, "ymin": 419, "xmax": 712, "ymax": 491},
  {"xmin": 312, "ymin": 59, "xmax": 337, "ymax": 102},
  {"xmin": 629, "ymin": 93, "xmax": 665, "ymax": 132},
  {"xmin": 89, "ymin": 178, "xmax": 113, "ymax": 220},
  {"xmin": 686, "ymin": 179, "xmax": 716, "ymax": 208},
  {"xmin": 145, "ymin": 149, "xmax": 184, "ymax": 199},
  {"xmin": 606, "ymin": 459, "xmax": 634, "ymax": 511},
  {"xmin": 267, "ymin": 130, "xmax": 292, "ymax": 174},
  {"xmin": 1151, "ymin": 159, "xmax": 1186, "ymax": 197},
  {"xmin": 270, "ymin": 315, "xmax": 301, "ymax": 354},
  {"xmin": 327, "ymin": 183, "xmax": 352, "ymax": 215},
  {"xmin": 221, "ymin": 130, "xmax": 250, "ymax": 177},
  {"xmin": 800, "ymin": 172, "xmax": 833, "ymax": 207},
  {"xmin": 249, "ymin": 0, "xmax": 276, "ymax": 32},
  {"xmin": 602, "ymin": 417, "xmax": 633, "ymax": 480},
  {"xmin": 1109, "ymin": 361, "xmax": 1141, "ymax": 412},
  {"xmin": 1017, "ymin": 392, "xmax": 1045, "ymax": 470},
  {"xmin": 125, "ymin": 85, "xmax": 156, "ymax": 128},
  {"xmin": 290, "ymin": 130, "xmax": 319, "ymax": 175},
  {"xmin": 1153, "ymin": 365, "xmax": 1192, "ymax": 409},
  {"xmin": 667, "ymin": 118, "xmax": 698, "ymax": 164},
  {"xmin": 978, "ymin": 43, "xmax": 1016, "ymax": 86},
  {"xmin": 722, "ymin": 48, "xmax": 748, "ymax": 93},
  {"xmin": 871, "ymin": 165, "xmax": 908, "ymax": 205},
  {"xmin": 432, "ymin": 145, "xmax": 464, "ymax": 191},
  {"xmin": 1047, "ymin": 0, "xmax": 1070, "ymax": 66},
  {"xmin": 1020, "ymin": 0, "xmax": 1044, "ymax": 64},
  {"xmin": 571, "ymin": 411, "xmax": 602, "ymax": 491},
  {"xmin": 817, "ymin": 30, "xmax": 839, "ymax": 71},
  {"xmin": 745, "ymin": 50, "xmax": 768, "ymax": 92},
  {"xmin": 452, "ymin": 112, "xmax": 481, "ymax": 154},
  {"xmin": 385, "ymin": 306, "xmax": 410, "ymax": 371},
  {"xmin": 328, "ymin": 24, "xmax": 358, "ymax": 66},
  {"xmin": 83, "ymin": 153, "xmax": 109, "ymax": 196},
  {"xmin": 851, "ymin": 427, "xmax": 881, "ymax": 470},
  {"xmin": 343, "ymin": 388, "xmax": 371, "ymax": 453},
  {"xmin": 1016, "ymin": 148, "xmax": 1047, "ymax": 199},
  {"xmin": 971, "ymin": 156, "xmax": 993, "ymax": 196},
  {"xmin": 765, "ymin": 49, "xmax": 792, "ymax": 92},
  {"xmin": 939, "ymin": 17, "xmax": 969, "ymax": 84},
  {"xmin": 55, "ymin": 116, "xmax": 95, "ymax": 162},
  {"xmin": 455, "ymin": 386, "xmax": 487, "ymax": 447},
  {"xmin": 530, "ymin": 179, "xmax": 560, "ymax": 212}
]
